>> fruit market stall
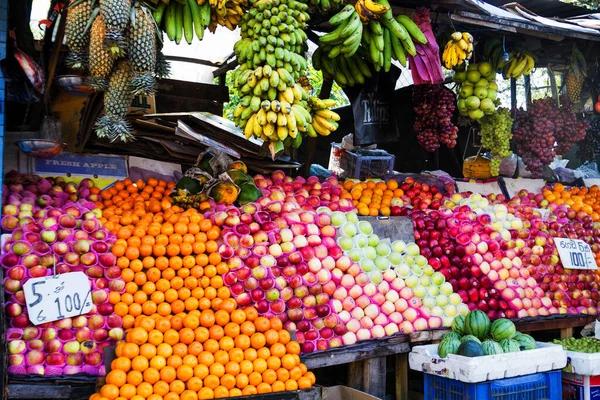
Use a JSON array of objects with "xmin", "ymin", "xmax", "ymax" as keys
[{"xmin": 10, "ymin": 0, "xmax": 600, "ymax": 399}]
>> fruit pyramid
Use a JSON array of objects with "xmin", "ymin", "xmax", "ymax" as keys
[{"xmin": 90, "ymin": 179, "xmax": 315, "ymax": 399}]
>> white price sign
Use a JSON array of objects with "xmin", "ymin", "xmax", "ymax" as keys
[
  {"xmin": 554, "ymin": 238, "xmax": 598, "ymax": 271},
  {"xmin": 23, "ymin": 272, "xmax": 92, "ymax": 325}
]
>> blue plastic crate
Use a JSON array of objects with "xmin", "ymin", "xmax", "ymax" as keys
[{"xmin": 424, "ymin": 370, "xmax": 562, "ymax": 400}]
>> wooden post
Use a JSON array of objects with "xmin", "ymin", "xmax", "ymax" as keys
[
  {"xmin": 524, "ymin": 75, "xmax": 532, "ymax": 107},
  {"xmin": 395, "ymin": 353, "xmax": 409, "ymax": 400},
  {"xmin": 302, "ymin": 79, "xmax": 333, "ymax": 177},
  {"xmin": 348, "ymin": 360, "xmax": 364, "ymax": 392},
  {"xmin": 363, "ymin": 357, "xmax": 386, "ymax": 399}
]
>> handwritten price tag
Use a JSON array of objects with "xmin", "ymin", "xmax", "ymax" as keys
[
  {"xmin": 23, "ymin": 272, "xmax": 92, "ymax": 325},
  {"xmin": 534, "ymin": 208, "xmax": 551, "ymax": 220},
  {"xmin": 554, "ymin": 238, "xmax": 598, "ymax": 271}
]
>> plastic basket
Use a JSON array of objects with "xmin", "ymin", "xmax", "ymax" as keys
[
  {"xmin": 424, "ymin": 370, "xmax": 562, "ymax": 400},
  {"xmin": 331, "ymin": 143, "xmax": 394, "ymax": 180}
]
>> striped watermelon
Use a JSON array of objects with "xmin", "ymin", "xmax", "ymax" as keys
[
  {"xmin": 442, "ymin": 332, "xmax": 462, "ymax": 343},
  {"xmin": 499, "ymin": 338, "xmax": 521, "ymax": 353},
  {"xmin": 452, "ymin": 315, "xmax": 466, "ymax": 335},
  {"xmin": 490, "ymin": 318, "xmax": 516, "ymax": 341},
  {"xmin": 512, "ymin": 333, "xmax": 537, "ymax": 351},
  {"xmin": 438, "ymin": 338, "xmax": 461, "ymax": 358},
  {"xmin": 457, "ymin": 340, "xmax": 484, "ymax": 357},
  {"xmin": 460, "ymin": 334, "xmax": 481, "ymax": 344},
  {"xmin": 481, "ymin": 340, "xmax": 503, "ymax": 356},
  {"xmin": 464, "ymin": 310, "xmax": 490, "ymax": 340}
]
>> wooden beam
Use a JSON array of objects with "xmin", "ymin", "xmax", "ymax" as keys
[
  {"xmin": 163, "ymin": 56, "xmax": 223, "ymax": 68},
  {"xmin": 362, "ymin": 357, "xmax": 386, "ymax": 399},
  {"xmin": 395, "ymin": 353, "xmax": 409, "ymax": 400}
]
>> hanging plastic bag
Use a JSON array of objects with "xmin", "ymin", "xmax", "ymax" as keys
[{"xmin": 346, "ymin": 68, "xmax": 402, "ymax": 147}]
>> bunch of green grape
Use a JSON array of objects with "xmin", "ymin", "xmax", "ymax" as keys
[
  {"xmin": 479, "ymin": 107, "xmax": 514, "ymax": 176},
  {"xmin": 553, "ymin": 337, "xmax": 600, "ymax": 353}
]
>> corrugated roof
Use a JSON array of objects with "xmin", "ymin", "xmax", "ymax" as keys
[{"xmin": 487, "ymin": 0, "xmax": 593, "ymax": 19}]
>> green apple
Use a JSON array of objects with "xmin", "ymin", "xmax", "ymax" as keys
[
  {"xmin": 415, "ymin": 255, "xmax": 427, "ymax": 267},
  {"xmin": 436, "ymin": 294, "xmax": 449, "ymax": 307},
  {"xmin": 363, "ymin": 246, "xmax": 377, "ymax": 260},
  {"xmin": 432, "ymin": 272, "xmax": 446, "ymax": 286},
  {"xmin": 414, "ymin": 285, "xmax": 427, "ymax": 299},
  {"xmin": 459, "ymin": 85, "xmax": 474, "ymax": 99},
  {"xmin": 448, "ymin": 293, "xmax": 462, "ymax": 305},
  {"xmin": 376, "ymin": 243, "xmax": 390, "ymax": 257},
  {"xmin": 338, "ymin": 237, "xmax": 355, "ymax": 251},
  {"xmin": 467, "ymin": 63, "xmax": 479, "ymax": 72},
  {"xmin": 419, "ymin": 275, "xmax": 431, "ymax": 287},
  {"xmin": 348, "ymin": 248, "xmax": 362, "ymax": 262},
  {"xmin": 330, "ymin": 212, "xmax": 346, "ymax": 227},
  {"xmin": 457, "ymin": 99, "xmax": 468, "ymax": 114},
  {"xmin": 478, "ymin": 62, "xmax": 492, "ymax": 76},
  {"xmin": 468, "ymin": 109, "xmax": 484, "ymax": 120},
  {"xmin": 486, "ymin": 89, "xmax": 497, "ymax": 101},
  {"xmin": 466, "ymin": 70, "xmax": 481, "ymax": 83},
  {"xmin": 439, "ymin": 282, "xmax": 453, "ymax": 295},
  {"xmin": 375, "ymin": 257, "xmax": 390, "ymax": 271},
  {"xmin": 357, "ymin": 221, "xmax": 373, "ymax": 236},
  {"xmin": 369, "ymin": 270, "xmax": 383, "ymax": 284},
  {"xmin": 488, "ymin": 81, "xmax": 498, "ymax": 91},
  {"xmin": 411, "ymin": 265, "xmax": 423, "ymax": 276},
  {"xmin": 422, "ymin": 297, "xmax": 436, "ymax": 309},
  {"xmin": 395, "ymin": 263, "xmax": 411, "ymax": 278},
  {"xmin": 431, "ymin": 306, "xmax": 444, "ymax": 317},
  {"xmin": 392, "ymin": 240, "xmax": 406, "ymax": 253},
  {"xmin": 427, "ymin": 285, "xmax": 439, "ymax": 297},
  {"xmin": 444, "ymin": 305, "xmax": 457, "ymax": 317},
  {"xmin": 422, "ymin": 265, "xmax": 434, "ymax": 276},
  {"xmin": 368, "ymin": 234, "xmax": 380, "ymax": 247},
  {"xmin": 406, "ymin": 243, "xmax": 420, "ymax": 257},
  {"xmin": 454, "ymin": 71, "xmax": 467, "ymax": 83},
  {"xmin": 346, "ymin": 211, "xmax": 359, "ymax": 223},
  {"xmin": 354, "ymin": 234, "xmax": 368, "ymax": 249},
  {"xmin": 480, "ymin": 98, "xmax": 495, "ymax": 114},
  {"xmin": 475, "ymin": 78, "xmax": 489, "ymax": 88},
  {"xmin": 342, "ymin": 222, "xmax": 357, "ymax": 238},
  {"xmin": 466, "ymin": 96, "xmax": 480, "ymax": 110},
  {"xmin": 388, "ymin": 251, "xmax": 403, "ymax": 266},
  {"xmin": 360, "ymin": 259, "xmax": 375, "ymax": 272},
  {"xmin": 474, "ymin": 87, "xmax": 488, "ymax": 100}
]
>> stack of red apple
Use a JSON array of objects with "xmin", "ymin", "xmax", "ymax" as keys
[
  {"xmin": 1, "ymin": 174, "xmax": 123, "ymax": 376},
  {"xmin": 254, "ymin": 172, "xmax": 354, "ymax": 212},
  {"xmin": 389, "ymin": 177, "xmax": 454, "ymax": 216},
  {"xmin": 500, "ymin": 190, "xmax": 600, "ymax": 314},
  {"xmin": 411, "ymin": 204, "xmax": 555, "ymax": 320},
  {"xmin": 211, "ymin": 191, "xmax": 349, "ymax": 353}
]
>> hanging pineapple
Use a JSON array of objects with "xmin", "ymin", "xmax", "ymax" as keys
[
  {"xmin": 128, "ymin": 7, "xmax": 157, "ymax": 95},
  {"xmin": 99, "ymin": 0, "xmax": 132, "ymax": 57},
  {"xmin": 566, "ymin": 45, "xmax": 587, "ymax": 112},
  {"xmin": 95, "ymin": 60, "xmax": 135, "ymax": 142},
  {"xmin": 65, "ymin": 0, "xmax": 92, "ymax": 69},
  {"xmin": 87, "ymin": 14, "xmax": 115, "ymax": 90}
]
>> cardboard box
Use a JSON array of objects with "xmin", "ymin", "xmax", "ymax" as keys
[
  {"xmin": 563, "ymin": 372, "xmax": 600, "ymax": 400},
  {"xmin": 322, "ymin": 386, "xmax": 381, "ymax": 400}
]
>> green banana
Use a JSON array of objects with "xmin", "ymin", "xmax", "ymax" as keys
[
  {"xmin": 383, "ymin": 27, "xmax": 392, "ymax": 72},
  {"xmin": 153, "ymin": 3, "xmax": 167, "ymax": 25},
  {"xmin": 199, "ymin": 1, "xmax": 211, "ymax": 29},
  {"xmin": 165, "ymin": 4, "xmax": 176, "ymax": 41},
  {"xmin": 183, "ymin": 0, "xmax": 193, "ymax": 44},
  {"xmin": 174, "ymin": 3, "xmax": 183, "ymax": 45},
  {"xmin": 390, "ymin": 29, "xmax": 407, "ymax": 66},
  {"xmin": 329, "ymin": 5, "xmax": 355, "ymax": 25},
  {"xmin": 319, "ymin": 17, "xmax": 350, "ymax": 45},
  {"xmin": 369, "ymin": 19, "xmax": 383, "ymax": 36},
  {"xmin": 396, "ymin": 15, "xmax": 427, "ymax": 44}
]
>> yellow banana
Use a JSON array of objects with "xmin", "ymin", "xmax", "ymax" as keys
[
  {"xmin": 311, "ymin": 118, "xmax": 331, "ymax": 136},
  {"xmin": 363, "ymin": 0, "xmax": 389, "ymax": 15},
  {"xmin": 315, "ymin": 109, "xmax": 341, "ymax": 121},
  {"xmin": 277, "ymin": 125, "xmax": 288, "ymax": 140},
  {"xmin": 264, "ymin": 122, "xmax": 276, "ymax": 138},
  {"xmin": 244, "ymin": 115, "xmax": 256, "ymax": 139},
  {"xmin": 314, "ymin": 115, "xmax": 337, "ymax": 132},
  {"xmin": 451, "ymin": 32, "xmax": 463, "ymax": 41}
]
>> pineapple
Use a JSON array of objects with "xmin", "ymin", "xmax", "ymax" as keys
[
  {"xmin": 566, "ymin": 45, "xmax": 587, "ymax": 112},
  {"xmin": 65, "ymin": 0, "xmax": 91, "ymax": 69},
  {"xmin": 128, "ymin": 7, "xmax": 157, "ymax": 95},
  {"xmin": 88, "ymin": 14, "xmax": 114, "ymax": 91},
  {"xmin": 95, "ymin": 60, "xmax": 135, "ymax": 142},
  {"xmin": 99, "ymin": 0, "xmax": 132, "ymax": 57},
  {"xmin": 155, "ymin": 49, "xmax": 171, "ymax": 80}
]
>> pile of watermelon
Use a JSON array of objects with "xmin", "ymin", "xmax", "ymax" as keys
[{"xmin": 438, "ymin": 310, "xmax": 537, "ymax": 358}]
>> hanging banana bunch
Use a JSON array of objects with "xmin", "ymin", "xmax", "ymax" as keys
[{"xmin": 441, "ymin": 32, "xmax": 473, "ymax": 70}]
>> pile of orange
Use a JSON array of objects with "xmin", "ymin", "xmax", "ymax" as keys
[
  {"xmin": 90, "ymin": 178, "xmax": 315, "ymax": 400},
  {"xmin": 543, "ymin": 183, "xmax": 600, "ymax": 221},
  {"xmin": 342, "ymin": 179, "xmax": 402, "ymax": 216}
]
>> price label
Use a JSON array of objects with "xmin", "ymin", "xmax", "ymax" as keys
[
  {"xmin": 23, "ymin": 272, "xmax": 92, "ymax": 325},
  {"xmin": 554, "ymin": 238, "xmax": 598, "ymax": 271},
  {"xmin": 534, "ymin": 208, "xmax": 551, "ymax": 220}
]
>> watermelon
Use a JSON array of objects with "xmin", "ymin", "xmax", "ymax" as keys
[
  {"xmin": 512, "ymin": 333, "xmax": 537, "ymax": 351},
  {"xmin": 499, "ymin": 338, "xmax": 521, "ymax": 353},
  {"xmin": 464, "ymin": 310, "xmax": 490, "ymax": 340},
  {"xmin": 452, "ymin": 315, "xmax": 466, "ymax": 335},
  {"xmin": 481, "ymin": 340, "xmax": 503, "ymax": 356},
  {"xmin": 438, "ymin": 338, "xmax": 461, "ymax": 358},
  {"xmin": 441, "ymin": 332, "xmax": 462, "ymax": 343},
  {"xmin": 457, "ymin": 340, "xmax": 485, "ymax": 357},
  {"xmin": 460, "ymin": 335, "xmax": 481, "ymax": 344},
  {"xmin": 490, "ymin": 318, "xmax": 516, "ymax": 341}
]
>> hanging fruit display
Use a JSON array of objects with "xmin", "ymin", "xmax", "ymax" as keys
[
  {"xmin": 441, "ymin": 32, "xmax": 473, "ymax": 70},
  {"xmin": 413, "ymin": 84, "xmax": 459, "ymax": 152},
  {"xmin": 231, "ymin": 0, "xmax": 340, "ymax": 157},
  {"xmin": 454, "ymin": 62, "xmax": 499, "ymax": 120},
  {"xmin": 311, "ymin": 0, "xmax": 427, "ymax": 87},
  {"xmin": 482, "ymin": 38, "xmax": 535, "ymax": 79},
  {"xmin": 513, "ymin": 97, "xmax": 589, "ymax": 178},
  {"xmin": 65, "ymin": 0, "xmax": 169, "ymax": 143},
  {"xmin": 565, "ymin": 45, "xmax": 587, "ymax": 112},
  {"xmin": 479, "ymin": 108, "xmax": 513, "ymax": 177}
]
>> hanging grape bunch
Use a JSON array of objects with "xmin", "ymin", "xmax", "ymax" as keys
[
  {"xmin": 513, "ymin": 97, "xmax": 589, "ymax": 178},
  {"xmin": 479, "ymin": 107, "xmax": 513, "ymax": 176},
  {"xmin": 413, "ymin": 84, "xmax": 459, "ymax": 152},
  {"xmin": 576, "ymin": 115, "xmax": 600, "ymax": 164},
  {"xmin": 553, "ymin": 97, "xmax": 589, "ymax": 156}
]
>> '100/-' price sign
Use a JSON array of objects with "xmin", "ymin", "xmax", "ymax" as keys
[
  {"xmin": 23, "ymin": 272, "xmax": 93, "ymax": 325},
  {"xmin": 554, "ymin": 238, "xmax": 598, "ymax": 271}
]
